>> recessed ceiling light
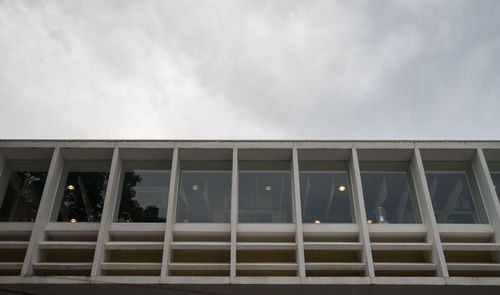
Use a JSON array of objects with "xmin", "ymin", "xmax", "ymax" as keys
[
  {"xmin": 192, "ymin": 185, "xmax": 199, "ymax": 191},
  {"xmin": 265, "ymin": 185, "xmax": 272, "ymax": 191},
  {"xmin": 70, "ymin": 218, "xmax": 77, "ymax": 223},
  {"xmin": 367, "ymin": 219, "xmax": 373, "ymax": 224},
  {"xmin": 67, "ymin": 185, "xmax": 75, "ymax": 191},
  {"xmin": 314, "ymin": 220, "xmax": 321, "ymax": 224},
  {"xmin": 339, "ymin": 185, "xmax": 346, "ymax": 192}
]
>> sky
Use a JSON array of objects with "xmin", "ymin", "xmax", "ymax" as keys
[{"xmin": 1, "ymin": 0, "xmax": 499, "ymax": 140}]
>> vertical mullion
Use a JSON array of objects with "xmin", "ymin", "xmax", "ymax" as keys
[
  {"xmin": 292, "ymin": 147, "xmax": 306, "ymax": 279},
  {"xmin": 349, "ymin": 148, "xmax": 375, "ymax": 278},
  {"xmin": 473, "ymin": 149, "xmax": 500, "ymax": 243},
  {"xmin": 0, "ymin": 152, "xmax": 5, "ymax": 206},
  {"xmin": 21, "ymin": 147, "xmax": 64, "ymax": 276},
  {"xmin": 160, "ymin": 147, "xmax": 180, "ymax": 280},
  {"xmin": 411, "ymin": 148, "xmax": 448, "ymax": 277},
  {"xmin": 0, "ymin": 152, "xmax": 5, "ymax": 178},
  {"xmin": 230, "ymin": 148, "xmax": 238, "ymax": 279},
  {"xmin": 91, "ymin": 146, "xmax": 122, "ymax": 278}
]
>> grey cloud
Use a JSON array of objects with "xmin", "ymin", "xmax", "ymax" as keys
[{"xmin": 0, "ymin": 0, "xmax": 499, "ymax": 139}]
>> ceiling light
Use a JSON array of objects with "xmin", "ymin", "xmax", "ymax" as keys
[
  {"xmin": 70, "ymin": 218, "xmax": 77, "ymax": 223},
  {"xmin": 314, "ymin": 220, "xmax": 321, "ymax": 224},
  {"xmin": 367, "ymin": 219, "xmax": 373, "ymax": 224},
  {"xmin": 192, "ymin": 185, "xmax": 199, "ymax": 191},
  {"xmin": 67, "ymin": 185, "xmax": 75, "ymax": 191},
  {"xmin": 265, "ymin": 185, "xmax": 272, "ymax": 191},
  {"xmin": 339, "ymin": 185, "xmax": 346, "ymax": 192}
]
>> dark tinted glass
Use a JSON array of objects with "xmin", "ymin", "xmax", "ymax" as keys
[
  {"xmin": 239, "ymin": 168, "xmax": 293, "ymax": 223},
  {"xmin": 361, "ymin": 171, "xmax": 420, "ymax": 224},
  {"xmin": 300, "ymin": 172, "xmax": 352, "ymax": 223},
  {"xmin": 426, "ymin": 171, "xmax": 487, "ymax": 224},
  {"xmin": 57, "ymin": 172, "xmax": 109, "ymax": 222},
  {"xmin": 176, "ymin": 171, "xmax": 231, "ymax": 223},
  {"xmin": 491, "ymin": 172, "xmax": 500, "ymax": 200},
  {"xmin": 0, "ymin": 171, "xmax": 48, "ymax": 221},
  {"xmin": 117, "ymin": 170, "xmax": 170, "ymax": 222}
]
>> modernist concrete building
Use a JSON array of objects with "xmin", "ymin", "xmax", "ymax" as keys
[{"xmin": 0, "ymin": 140, "xmax": 499, "ymax": 294}]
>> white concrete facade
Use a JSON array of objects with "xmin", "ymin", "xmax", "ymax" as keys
[{"xmin": 0, "ymin": 140, "xmax": 499, "ymax": 286}]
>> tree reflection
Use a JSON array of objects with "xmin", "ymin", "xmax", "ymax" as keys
[
  {"xmin": 118, "ymin": 172, "xmax": 166, "ymax": 222},
  {"xmin": 58, "ymin": 172, "xmax": 108, "ymax": 222}
]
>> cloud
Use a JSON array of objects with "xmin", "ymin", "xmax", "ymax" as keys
[{"xmin": 0, "ymin": 0, "xmax": 499, "ymax": 140}]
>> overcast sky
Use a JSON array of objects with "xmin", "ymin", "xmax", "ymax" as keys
[{"xmin": 1, "ymin": 1, "xmax": 499, "ymax": 140}]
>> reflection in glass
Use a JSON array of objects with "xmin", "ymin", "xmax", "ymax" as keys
[
  {"xmin": 117, "ymin": 170, "xmax": 170, "ymax": 222},
  {"xmin": 58, "ymin": 172, "xmax": 109, "ymax": 222},
  {"xmin": 426, "ymin": 171, "xmax": 488, "ymax": 224},
  {"xmin": 361, "ymin": 172, "xmax": 420, "ymax": 224},
  {"xmin": 176, "ymin": 171, "xmax": 231, "ymax": 223},
  {"xmin": 300, "ymin": 172, "xmax": 352, "ymax": 223},
  {"xmin": 239, "ymin": 161, "xmax": 293, "ymax": 223},
  {"xmin": 491, "ymin": 172, "xmax": 500, "ymax": 200},
  {"xmin": 0, "ymin": 171, "xmax": 48, "ymax": 221}
]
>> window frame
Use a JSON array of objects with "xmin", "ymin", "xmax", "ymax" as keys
[
  {"xmin": 359, "ymin": 161, "xmax": 423, "ymax": 224},
  {"xmin": 424, "ymin": 161, "xmax": 489, "ymax": 224},
  {"xmin": 113, "ymin": 160, "xmax": 172, "ymax": 223}
]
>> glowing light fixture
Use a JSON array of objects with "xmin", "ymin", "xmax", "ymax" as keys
[
  {"xmin": 265, "ymin": 185, "xmax": 272, "ymax": 191},
  {"xmin": 339, "ymin": 185, "xmax": 346, "ymax": 192},
  {"xmin": 367, "ymin": 219, "xmax": 373, "ymax": 224},
  {"xmin": 192, "ymin": 185, "xmax": 199, "ymax": 191},
  {"xmin": 67, "ymin": 185, "xmax": 75, "ymax": 191},
  {"xmin": 314, "ymin": 220, "xmax": 321, "ymax": 224},
  {"xmin": 70, "ymin": 218, "xmax": 77, "ymax": 223}
]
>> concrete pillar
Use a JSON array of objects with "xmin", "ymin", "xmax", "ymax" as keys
[
  {"xmin": 160, "ymin": 147, "xmax": 180, "ymax": 280},
  {"xmin": 349, "ymin": 148, "xmax": 375, "ymax": 278},
  {"xmin": 291, "ymin": 147, "xmax": 306, "ymax": 279},
  {"xmin": 21, "ymin": 147, "xmax": 64, "ymax": 276},
  {"xmin": 91, "ymin": 146, "xmax": 122, "ymax": 277},
  {"xmin": 411, "ymin": 148, "xmax": 448, "ymax": 277},
  {"xmin": 230, "ymin": 148, "xmax": 238, "ymax": 279}
]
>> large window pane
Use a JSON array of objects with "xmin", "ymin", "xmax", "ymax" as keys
[
  {"xmin": 116, "ymin": 160, "xmax": 171, "ymax": 223},
  {"xmin": 425, "ymin": 168, "xmax": 488, "ymax": 224},
  {"xmin": 176, "ymin": 161, "xmax": 231, "ymax": 223},
  {"xmin": 360, "ymin": 164, "xmax": 421, "ymax": 224},
  {"xmin": 55, "ymin": 161, "xmax": 110, "ymax": 222},
  {"xmin": 0, "ymin": 161, "xmax": 49, "ymax": 221},
  {"xmin": 299, "ymin": 162, "xmax": 353, "ymax": 223},
  {"xmin": 239, "ymin": 161, "xmax": 293, "ymax": 223}
]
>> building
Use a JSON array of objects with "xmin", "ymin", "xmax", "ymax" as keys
[{"xmin": 0, "ymin": 140, "xmax": 499, "ymax": 294}]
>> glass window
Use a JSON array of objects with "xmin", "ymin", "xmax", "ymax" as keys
[
  {"xmin": 55, "ymin": 161, "xmax": 110, "ymax": 222},
  {"xmin": 425, "ymin": 162, "xmax": 488, "ymax": 224},
  {"xmin": 239, "ymin": 161, "xmax": 293, "ymax": 223},
  {"xmin": 116, "ymin": 161, "xmax": 171, "ymax": 223},
  {"xmin": 360, "ymin": 163, "xmax": 421, "ymax": 224},
  {"xmin": 299, "ymin": 162, "xmax": 353, "ymax": 223},
  {"xmin": 0, "ymin": 161, "xmax": 49, "ymax": 221},
  {"xmin": 176, "ymin": 161, "xmax": 231, "ymax": 223},
  {"xmin": 491, "ymin": 172, "xmax": 500, "ymax": 200},
  {"xmin": 488, "ymin": 162, "xmax": 500, "ymax": 200}
]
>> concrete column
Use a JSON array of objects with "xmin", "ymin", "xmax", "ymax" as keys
[
  {"xmin": 411, "ymin": 148, "xmax": 448, "ymax": 277},
  {"xmin": 349, "ymin": 148, "xmax": 375, "ymax": 278},
  {"xmin": 21, "ymin": 147, "xmax": 64, "ymax": 276},
  {"xmin": 472, "ymin": 149, "xmax": 500, "ymax": 243},
  {"xmin": 160, "ymin": 147, "xmax": 180, "ymax": 280},
  {"xmin": 230, "ymin": 148, "xmax": 238, "ymax": 278},
  {"xmin": 91, "ymin": 146, "xmax": 122, "ymax": 277},
  {"xmin": 291, "ymin": 147, "xmax": 306, "ymax": 279}
]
